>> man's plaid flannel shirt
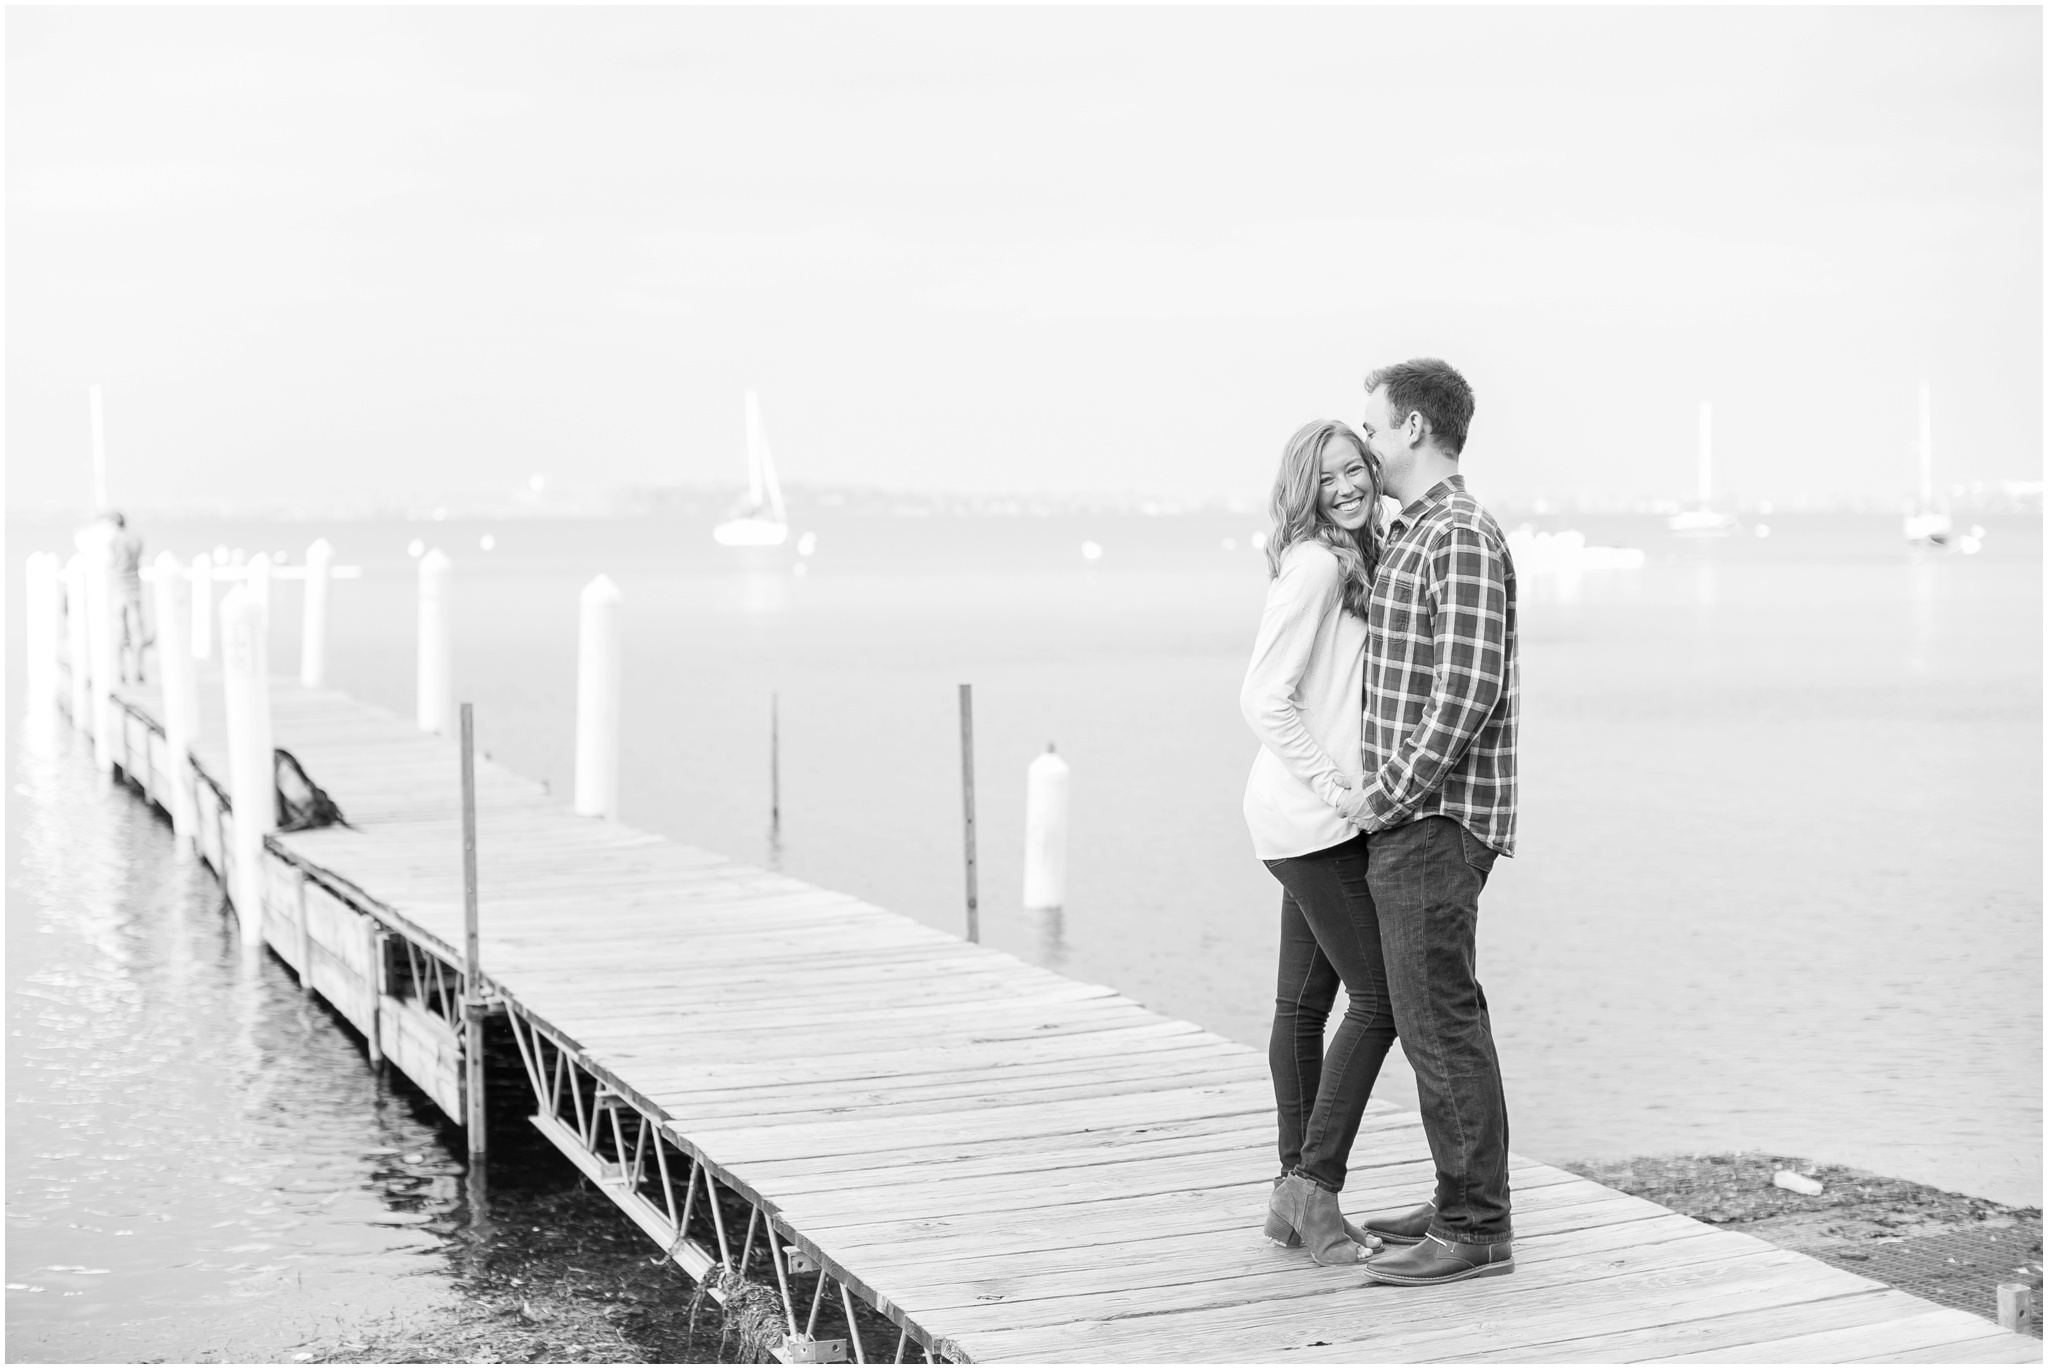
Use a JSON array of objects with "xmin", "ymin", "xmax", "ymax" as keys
[{"xmin": 1355, "ymin": 474, "xmax": 1519, "ymax": 856}]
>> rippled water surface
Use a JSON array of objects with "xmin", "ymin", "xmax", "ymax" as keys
[
  {"xmin": 6, "ymin": 716, "xmax": 468, "ymax": 1362},
  {"xmin": 7, "ymin": 509, "xmax": 2040, "ymax": 1361}
]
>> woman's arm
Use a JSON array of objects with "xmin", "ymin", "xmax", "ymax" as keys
[{"xmin": 1239, "ymin": 546, "xmax": 1351, "ymax": 808}]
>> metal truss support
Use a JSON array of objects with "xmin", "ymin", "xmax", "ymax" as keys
[{"xmin": 502, "ymin": 1004, "xmax": 949, "ymax": 1364}]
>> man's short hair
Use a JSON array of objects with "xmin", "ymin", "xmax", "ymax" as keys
[{"xmin": 1365, "ymin": 358, "xmax": 1475, "ymax": 457}]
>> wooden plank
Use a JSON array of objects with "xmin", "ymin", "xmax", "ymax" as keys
[
  {"xmin": 1644, "ymin": 1310, "xmax": 2037, "ymax": 1363},
  {"xmin": 1447, "ymin": 1289, "xmax": 1974, "ymax": 1363}
]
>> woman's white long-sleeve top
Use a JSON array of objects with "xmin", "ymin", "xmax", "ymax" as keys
[{"xmin": 1239, "ymin": 540, "xmax": 1368, "ymax": 860}]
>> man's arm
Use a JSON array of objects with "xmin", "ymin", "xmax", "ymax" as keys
[{"xmin": 1348, "ymin": 524, "xmax": 1510, "ymax": 829}]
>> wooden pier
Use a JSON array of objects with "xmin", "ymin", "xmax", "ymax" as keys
[{"xmin": 58, "ymin": 663, "xmax": 2041, "ymax": 1363}]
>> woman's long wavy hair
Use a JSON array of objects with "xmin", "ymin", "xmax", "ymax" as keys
[{"xmin": 1264, "ymin": 420, "xmax": 1383, "ymax": 619}]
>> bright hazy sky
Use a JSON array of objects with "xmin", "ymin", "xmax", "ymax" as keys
[{"xmin": 8, "ymin": 6, "xmax": 2041, "ymax": 510}]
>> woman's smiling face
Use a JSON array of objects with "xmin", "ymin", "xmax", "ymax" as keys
[{"xmin": 1317, "ymin": 435, "xmax": 1373, "ymax": 531}]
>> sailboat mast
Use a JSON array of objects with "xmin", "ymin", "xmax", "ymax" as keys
[
  {"xmin": 744, "ymin": 390, "xmax": 766, "ymax": 510},
  {"xmin": 1697, "ymin": 400, "xmax": 1713, "ymax": 506},
  {"xmin": 1918, "ymin": 383, "xmax": 1934, "ymax": 509}
]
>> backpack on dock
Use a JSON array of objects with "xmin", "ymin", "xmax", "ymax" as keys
[{"xmin": 274, "ymin": 748, "xmax": 347, "ymax": 832}]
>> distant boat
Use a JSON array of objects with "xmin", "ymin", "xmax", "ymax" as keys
[
  {"xmin": 713, "ymin": 390, "xmax": 790, "ymax": 548},
  {"xmin": 1904, "ymin": 383, "xmax": 1952, "ymax": 547},
  {"xmin": 1668, "ymin": 399, "xmax": 1738, "ymax": 538}
]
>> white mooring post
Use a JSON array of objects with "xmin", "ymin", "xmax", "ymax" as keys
[
  {"xmin": 24, "ymin": 553, "xmax": 60, "ymax": 709},
  {"xmin": 220, "ymin": 585, "xmax": 275, "ymax": 948},
  {"xmin": 301, "ymin": 537, "xmax": 333, "ymax": 688},
  {"xmin": 573, "ymin": 574, "xmax": 622, "ymax": 818},
  {"xmin": 64, "ymin": 554, "xmax": 92, "ymax": 727},
  {"xmin": 189, "ymin": 552, "xmax": 215, "ymax": 660},
  {"xmin": 417, "ymin": 549, "xmax": 453, "ymax": 734},
  {"xmin": 151, "ymin": 552, "xmax": 200, "ymax": 840},
  {"xmin": 1022, "ymin": 744, "xmax": 1071, "ymax": 911},
  {"xmin": 85, "ymin": 536, "xmax": 118, "ymax": 772}
]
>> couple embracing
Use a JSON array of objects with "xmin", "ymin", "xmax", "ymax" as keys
[{"xmin": 1241, "ymin": 358, "xmax": 1518, "ymax": 1288}]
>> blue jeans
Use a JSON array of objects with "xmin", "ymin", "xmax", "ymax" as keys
[
  {"xmin": 1265, "ymin": 833, "xmax": 1397, "ymax": 1192},
  {"xmin": 1369, "ymin": 815, "xmax": 1513, "ymax": 1243}
]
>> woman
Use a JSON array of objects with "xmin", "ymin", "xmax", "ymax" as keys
[{"xmin": 1238, "ymin": 419, "xmax": 1393, "ymax": 1267}]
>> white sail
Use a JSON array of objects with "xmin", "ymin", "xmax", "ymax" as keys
[
  {"xmin": 747, "ymin": 390, "xmax": 787, "ymax": 523},
  {"xmin": 714, "ymin": 389, "xmax": 791, "ymax": 547}
]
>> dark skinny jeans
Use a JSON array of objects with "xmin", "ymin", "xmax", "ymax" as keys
[{"xmin": 1265, "ymin": 833, "xmax": 1397, "ymax": 1194}]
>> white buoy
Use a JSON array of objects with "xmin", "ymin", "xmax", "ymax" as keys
[
  {"xmin": 219, "ymin": 585, "xmax": 275, "ymax": 944},
  {"xmin": 416, "ymin": 548, "xmax": 453, "ymax": 734},
  {"xmin": 64, "ymin": 553, "xmax": 91, "ymax": 726},
  {"xmin": 1022, "ymin": 744, "xmax": 1071, "ymax": 910},
  {"xmin": 23, "ymin": 553, "xmax": 59, "ymax": 708},
  {"xmin": 573, "ymin": 574, "xmax": 623, "ymax": 818},
  {"xmin": 151, "ymin": 551, "xmax": 199, "ymax": 839},
  {"xmin": 189, "ymin": 552, "xmax": 215, "ymax": 659},
  {"xmin": 301, "ymin": 537, "xmax": 333, "ymax": 688}
]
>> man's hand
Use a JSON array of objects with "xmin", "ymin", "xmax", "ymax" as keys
[{"xmin": 1328, "ymin": 778, "xmax": 1376, "ymax": 829}]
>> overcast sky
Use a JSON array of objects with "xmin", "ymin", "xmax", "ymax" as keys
[{"xmin": 8, "ymin": 6, "xmax": 2040, "ymax": 511}]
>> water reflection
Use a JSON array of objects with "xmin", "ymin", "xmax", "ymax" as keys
[{"xmin": 6, "ymin": 715, "xmax": 466, "ymax": 1363}]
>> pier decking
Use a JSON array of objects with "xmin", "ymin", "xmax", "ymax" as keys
[{"xmin": 85, "ymin": 671, "xmax": 2041, "ymax": 1363}]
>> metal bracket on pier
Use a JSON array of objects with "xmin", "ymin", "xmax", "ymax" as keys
[{"xmin": 503, "ymin": 1002, "xmax": 941, "ymax": 1363}]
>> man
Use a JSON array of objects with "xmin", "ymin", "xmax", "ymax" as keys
[
  {"xmin": 1337, "ymin": 358, "xmax": 1519, "ymax": 1286},
  {"xmin": 105, "ymin": 512, "xmax": 148, "ymax": 683}
]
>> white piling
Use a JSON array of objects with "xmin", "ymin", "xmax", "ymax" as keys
[
  {"xmin": 64, "ymin": 554, "xmax": 92, "ymax": 727},
  {"xmin": 151, "ymin": 551, "xmax": 200, "ymax": 839},
  {"xmin": 219, "ymin": 585, "xmax": 275, "ymax": 944},
  {"xmin": 301, "ymin": 537, "xmax": 333, "ymax": 688},
  {"xmin": 574, "ymin": 574, "xmax": 622, "ymax": 818},
  {"xmin": 1022, "ymin": 744, "xmax": 1071, "ymax": 910},
  {"xmin": 24, "ymin": 553, "xmax": 60, "ymax": 708},
  {"xmin": 189, "ymin": 552, "xmax": 215, "ymax": 659},
  {"xmin": 417, "ymin": 548, "xmax": 453, "ymax": 734},
  {"xmin": 84, "ymin": 532, "xmax": 118, "ymax": 772}
]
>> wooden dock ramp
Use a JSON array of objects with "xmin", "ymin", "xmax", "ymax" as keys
[{"xmin": 94, "ymin": 673, "xmax": 2040, "ymax": 1364}]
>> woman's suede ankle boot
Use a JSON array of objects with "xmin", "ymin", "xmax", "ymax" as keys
[{"xmin": 1270, "ymin": 1173, "xmax": 1360, "ymax": 1265}]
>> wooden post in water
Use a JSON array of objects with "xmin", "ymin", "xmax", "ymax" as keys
[
  {"xmin": 573, "ymin": 574, "xmax": 621, "ymax": 818},
  {"xmin": 151, "ymin": 552, "xmax": 200, "ymax": 841},
  {"xmin": 769, "ymin": 691, "xmax": 781, "ymax": 829},
  {"xmin": 189, "ymin": 552, "xmax": 214, "ymax": 660},
  {"xmin": 301, "ymin": 538, "xmax": 333, "ymax": 688},
  {"xmin": 459, "ymin": 701, "xmax": 488, "ymax": 1188},
  {"xmin": 245, "ymin": 551, "xmax": 271, "ymax": 611},
  {"xmin": 959, "ymin": 683, "xmax": 979, "ymax": 943},
  {"xmin": 1023, "ymin": 744, "xmax": 1070, "ymax": 911},
  {"xmin": 219, "ymin": 584, "xmax": 275, "ymax": 951},
  {"xmin": 417, "ymin": 549, "xmax": 453, "ymax": 735},
  {"xmin": 64, "ymin": 554, "xmax": 92, "ymax": 727}
]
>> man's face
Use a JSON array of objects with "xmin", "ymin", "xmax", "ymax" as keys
[{"xmin": 1360, "ymin": 386, "xmax": 1418, "ymax": 488}]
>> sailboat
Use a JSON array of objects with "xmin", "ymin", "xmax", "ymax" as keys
[
  {"xmin": 1903, "ymin": 384, "xmax": 1952, "ymax": 546},
  {"xmin": 712, "ymin": 390, "xmax": 791, "ymax": 547},
  {"xmin": 1667, "ymin": 400, "xmax": 1738, "ymax": 537}
]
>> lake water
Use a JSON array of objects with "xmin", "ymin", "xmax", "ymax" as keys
[{"xmin": 8, "ymin": 507, "xmax": 2041, "ymax": 1355}]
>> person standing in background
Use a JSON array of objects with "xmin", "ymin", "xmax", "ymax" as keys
[{"xmin": 105, "ymin": 512, "xmax": 149, "ymax": 683}]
